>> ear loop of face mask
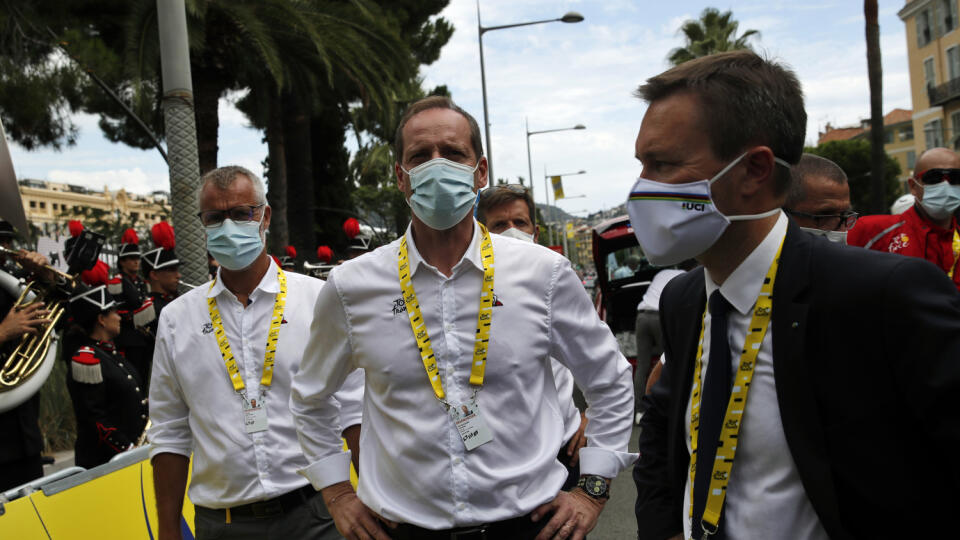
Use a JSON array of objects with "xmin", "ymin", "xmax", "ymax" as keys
[{"xmin": 711, "ymin": 152, "xmax": 792, "ymax": 222}]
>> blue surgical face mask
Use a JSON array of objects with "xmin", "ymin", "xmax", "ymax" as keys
[
  {"xmin": 205, "ymin": 217, "xmax": 264, "ymax": 271},
  {"xmin": 401, "ymin": 158, "xmax": 480, "ymax": 230},
  {"xmin": 918, "ymin": 180, "xmax": 960, "ymax": 220}
]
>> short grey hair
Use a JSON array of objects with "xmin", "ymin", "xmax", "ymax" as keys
[
  {"xmin": 197, "ymin": 165, "xmax": 267, "ymax": 207},
  {"xmin": 786, "ymin": 153, "xmax": 847, "ymax": 210}
]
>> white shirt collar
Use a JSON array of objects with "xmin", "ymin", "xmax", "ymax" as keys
[
  {"xmin": 704, "ymin": 211, "xmax": 788, "ymax": 315},
  {"xmin": 206, "ymin": 256, "xmax": 280, "ymax": 299},
  {"xmin": 403, "ymin": 220, "xmax": 485, "ymax": 276}
]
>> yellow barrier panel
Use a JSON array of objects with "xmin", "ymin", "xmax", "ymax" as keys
[{"xmin": 0, "ymin": 495, "xmax": 50, "ymax": 538}]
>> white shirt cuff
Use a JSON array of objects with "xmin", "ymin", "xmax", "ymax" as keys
[
  {"xmin": 578, "ymin": 447, "xmax": 638, "ymax": 479},
  {"xmin": 298, "ymin": 451, "xmax": 352, "ymax": 490},
  {"xmin": 148, "ymin": 444, "xmax": 192, "ymax": 461}
]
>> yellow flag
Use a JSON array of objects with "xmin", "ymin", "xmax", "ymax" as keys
[
  {"xmin": 551, "ymin": 176, "xmax": 564, "ymax": 199},
  {"xmin": 566, "ymin": 222, "xmax": 575, "ymax": 239}
]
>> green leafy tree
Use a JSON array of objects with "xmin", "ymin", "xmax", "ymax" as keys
[
  {"xmin": 805, "ymin": 139, "xmax": 902, "ymax": 212},
  {"xmin": 668, "ymin": 7, "xmax": 759, "ymax": 65}
]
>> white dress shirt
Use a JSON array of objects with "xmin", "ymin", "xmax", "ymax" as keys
[
  {"xmin": 551, "ymin": 359, "xmax": 581, "ymax": 443},
  {"xmin": 149, "ymin": 259, "xmax": 363, "ymax": 508},
  {"xmin": 681, "ymin": 212, "xmax": 828, "ymax": 539},
  {"xmin": 291, "ymin": 221, "xmax": 636, "ymax": 529},
  {"xmin": 636, "ymin": 268, "xmax": 684, "ymax": 312}
]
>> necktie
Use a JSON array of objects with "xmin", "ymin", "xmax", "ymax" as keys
[{"xmin": 692, "ymin": 290, "xmax": 733, "ymax": 539}]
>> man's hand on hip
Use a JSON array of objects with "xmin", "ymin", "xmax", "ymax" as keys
[
  {"xmin": 322, "ymin": 481, "xmax": 396, "ymax": 540},
  {"xmin": 531, "ymin": 487, "xmax": 606, "ymax": 540}
]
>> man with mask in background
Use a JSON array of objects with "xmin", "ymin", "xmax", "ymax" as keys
[
  {"xmin": 630, "ymin": 51, "xmax": 960, "ymax": 539},
  {"xmin": 784, "ymin": 154, "xmax": 857, "ymax": 243},
  {"xmin": 149, "ymin": 166, "xmax": 362, "ymax": 540},
  {"xmin": 476, "ymin": 184, "xmax": 589, "ymax": 490},
  {"xmin": 848, "ymin": 147, "xmax": 960, "ymax": 290},
  {"xmin": 291, "ymin": 96, "xmax": 634, "ymax": 540}
]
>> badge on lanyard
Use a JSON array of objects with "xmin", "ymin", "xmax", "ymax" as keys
[
  {"xmin": 448, "ymin": 400, "xmax": 492, "ymax": 451},
  {"xmin": 243, "ymin": 394, "xmax": 268, "ymax": 434}
]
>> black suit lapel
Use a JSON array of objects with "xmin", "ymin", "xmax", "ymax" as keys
[{"xmin": 772, "ymin": 223, "xmax": 848, "ymax": 540}]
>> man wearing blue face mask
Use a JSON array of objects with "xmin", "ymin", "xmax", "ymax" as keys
[
  {"xmin": 149, "ymin": 166, "xmax": 363, "ymax": 540},
  {"xmin": 630, "ymin": 51, "xmax": 960, "ymax": 540},
  {"xmin": 292, "ymin": 96, "xmax": 635, "ymax": 540},
  {"xmin": 848, "ymin": 147, "xmax": 960, "ymax": 291}
]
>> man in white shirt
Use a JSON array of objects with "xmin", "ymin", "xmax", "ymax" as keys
[
  {"xmin": 475, "ymin": 184, "xmax": 589, "ymax": 489},
  {"xmin": 632, "ymin": 267, "xmax": 684, "ymax": 423},
  {"xmin": 149, "ymin": 166, "xmax": 362, "ymax": 540},
  {"xmin": 291, "ymin": 96, "xmax": 635, "ymax": 540}
]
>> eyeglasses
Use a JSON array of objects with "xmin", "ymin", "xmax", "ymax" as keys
[
  {"xmin": 197, "ymin": 204, "xmax": 265, "ymax": 227},
  {"xmin": 786, "ymin": 210, "xmax": 859, "ymax": 231},
  {"xmin": 918, "ymin": 168, "xmax": 960, "ymax": 185}
]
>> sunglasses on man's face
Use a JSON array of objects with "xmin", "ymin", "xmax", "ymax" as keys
[{"xmin": 918, "ymin": 168, "xmax": 960, "ymax": 186}]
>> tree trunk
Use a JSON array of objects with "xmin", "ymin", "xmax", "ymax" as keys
[
  {"xmin": 865, "ymin": 0, "xmax": 885, "ymax": 214},
  {"xmin": 193, "ymin": 69, "xmax": 222, "ymax": 175},
  {"xmin": 265, "ymin": 90, "xmax": 289, "ymax": 249},
  {"xmin": 310, "ymin": 103, "xmax": 352, "ymax": 254},
  {"xmin": 282, "ymin": 90, "xmax": 314, "ymax": 255}
]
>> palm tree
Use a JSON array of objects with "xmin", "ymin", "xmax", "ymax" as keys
[{"xmin": 668, "ymin": 8, "xmax": 759, "ymax": 66}]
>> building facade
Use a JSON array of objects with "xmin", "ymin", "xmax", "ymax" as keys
[
  {"xmin": 817, "ymin": 108, "xmax": 916, "ymax": 182},
  {"xmin": 19, "ymin": 179, "xmax": 171, "ymax": 233},
  {"xmin": 899, "ymin": 0, "xmax": 960, "ymax": 159}
]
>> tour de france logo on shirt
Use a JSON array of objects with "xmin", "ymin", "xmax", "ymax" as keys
[{"xmin": 201, "ymin": 322, "xmax": 214, "ymax": 335}]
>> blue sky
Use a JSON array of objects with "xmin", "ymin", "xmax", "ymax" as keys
[{"xmin": 8, "ymin": 0, "xmax": 911, "ymax": 215}]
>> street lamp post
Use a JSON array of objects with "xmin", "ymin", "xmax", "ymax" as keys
[
  {"xmin": 526, "ymin": 123, "xmax": 585, "ymax": 228},
  {"xmin": 478, "ymin": 1, "xmax": 583, "ymax": 184}
]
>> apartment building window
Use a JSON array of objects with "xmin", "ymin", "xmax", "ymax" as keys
[
  {"xmin": 885, "ymin": 129, "xmax": 894, "ymax": 144},
  {"xmin": 952, "ymin": 110, "xmax": 960, "ymax": 148},
  {"xmin": 925, "ymin": 118, "xmax": 944, "ymax": 149},
  {"xmin": 907, "ymin": 150, "xmax": 917, "ymax": 170},
  {"xmin": 29, "ymin": 200, "xmax": 36, "ymax": 208},
  {"xmin": 918, "ymin": 9, "xmax": 933, "ymax": 46},
  {"xmin": 943, "ymin": 0, "xmax": 959, "ymax": 34},
  {"xmin": 38, "ymin": 202, "xmax": 45, "ymax": 209},
  {"xmin": 900, "ymin": 124, "xmax": 914, "ymax": 141},
  {"xmin": 925, "ymin": 57, "xmax": 937, "ymax": 89}
]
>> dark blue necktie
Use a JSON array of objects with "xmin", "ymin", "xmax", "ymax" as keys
[{"xmin": 692, "ymin": 290, "xmax": 733, "ymax": 539}]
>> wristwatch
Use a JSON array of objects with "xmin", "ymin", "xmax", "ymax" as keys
[{"xmin": 576, "ymin": 475, "xmax": 610, "ymax": 501}]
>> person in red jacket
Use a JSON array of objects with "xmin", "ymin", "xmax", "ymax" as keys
[{"xmin": 848, "ymin": 147, "xmax": 960, "ymax": 290}]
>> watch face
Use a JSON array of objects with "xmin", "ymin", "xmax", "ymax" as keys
[{"xmin": 580, "ymin": 475, "xmax": 608, "ymax": 498}]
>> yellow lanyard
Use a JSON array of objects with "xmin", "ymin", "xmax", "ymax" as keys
[
  {"xmin": 397, "ymin": 224, "xmax": 495, "ymax": 401},
  {"xmin": 948, "ymin": 229, "xmax": 960, "ymax": 279},
  {"xmin": 207, "ymin": 267, "xmax": 287, "ymax": 394},
  {"xmin": 688, "ymin": 236, "xmax": 785, "ymax": 537}
]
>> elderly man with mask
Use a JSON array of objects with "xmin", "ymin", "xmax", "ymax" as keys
[
  {"xmin": 784, "ymin": 154, "xmax": 858, "ymax": 243},
  {"xmin": 149, "ymin": 166, "xmax": 362, "ymax": 540},
  {"xmin": 630, "ymin": 51, "xmax": 960, "ymax": 540},
  {"xmin": 848, "ymin": 147, "xmax": 960, "ymax": 289},
  {"xmin": 291, "ymin": 96, "xmax": 634, "ymax": 540}
]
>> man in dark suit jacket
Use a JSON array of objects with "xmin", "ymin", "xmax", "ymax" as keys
[{"xmin": 630, "ymin": 50, "xmax": 960, "ymax": 540}]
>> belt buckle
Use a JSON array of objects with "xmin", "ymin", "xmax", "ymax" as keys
[{"xmin": 450, "ymin": 526, "xmax": 487, "ymax": 540}]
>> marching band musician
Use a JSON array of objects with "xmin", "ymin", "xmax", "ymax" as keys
[
  {"xmin": 63, "ymin": 260, "xmax": 148, "ymax": 469},
  {"xmin": 140, "ymin": 222, "xmax": 180, "ymax": 339},
  {"xmin": 278, "ymin": 245, "xmax": 298, "ymax": 272},
  {"xmin": 112, "ymin": 228, "xmax": 153, "ymax": 379},
  {"xmin": 0, "ymin": 219, "xmax": 53, "ymax": 491}
]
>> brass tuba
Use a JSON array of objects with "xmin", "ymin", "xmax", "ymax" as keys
[{"xmin": 0, "ymin": 248, "xmax": 75, "ymax": 413}]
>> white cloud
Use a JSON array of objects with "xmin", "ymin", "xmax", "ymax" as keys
[{"xmin": 46, "ymin": 167, "xmax": 168, "ymax": 195}]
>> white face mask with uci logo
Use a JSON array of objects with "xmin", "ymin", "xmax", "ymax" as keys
[{"xmin": 626, "ymin": 152, "xmax": 789, "ymax": 266}]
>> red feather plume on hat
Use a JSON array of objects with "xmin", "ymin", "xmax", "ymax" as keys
[
  {"xmin": 121, "ymin": 228, "xmax": 139, "ymax": 245},
  {"xmin": 271, "ymin": 254, "xmax": 281, "ymax": 266},
  {"xmin": 284, "ymin": 245, "xmax": 297, "ymax": 259},
  {"xmin": 80, "ymin": 260, "xmax": 110, "ymax": 286},
  {"xmin": 68, "ymin": 220, "xmax": 84, "ymax": 238},
  {"xmin": 316, "ymin": 246, "xmax": 333, "ymax": 263},
  {"xmin": 151, "ymin": 221, "xmax": 176, "ymax": 250},
  {"xmin": 342, "ymin": 218, "xmax": 360, "ymax": 239}
]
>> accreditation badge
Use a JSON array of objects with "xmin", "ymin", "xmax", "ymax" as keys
[
  {"xmin": 243, "ymin": 395, "xmax": 268, "ymax": 434},
  {"xmin": 449, "ymin": 401, "xmax": 493, "ymax": 451}
]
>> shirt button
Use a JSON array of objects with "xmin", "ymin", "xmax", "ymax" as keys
[
  {"xmin": 141, "ymin": 414, "xmax": 147, "ymax": 419},
  {"xmin": 141, "ymin": 399, "xmax": 148, "ymax": 405},
  {"xmin": 127, "ymin": 375, "xmax": 133, "ymax": 380},
  {"xmin": 453, "ymin": 457, "xmax": 462, "ymax": 465}
]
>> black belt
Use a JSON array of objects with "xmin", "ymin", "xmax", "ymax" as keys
[
  {"xmin": 198, "ymin": 484, "xmax": 315, "ymax": 519},
  {"xmin": 390, "ymin": 513, "xmax": 545, "ymax": 540}
]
